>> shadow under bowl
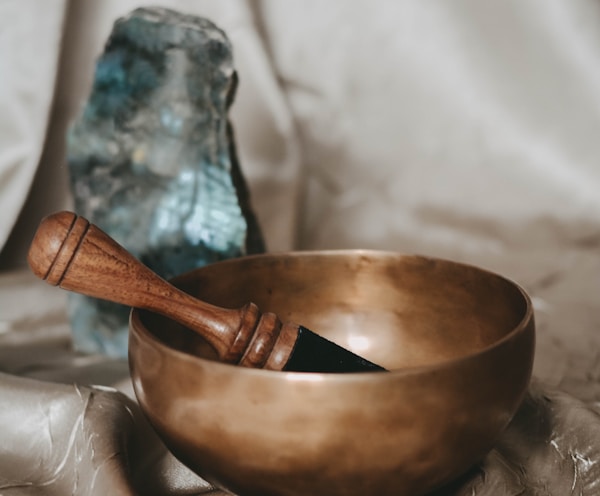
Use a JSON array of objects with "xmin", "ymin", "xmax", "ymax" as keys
[{"xmin": 129, "ymin": 250, "xmax": 535, "ymax": 496}]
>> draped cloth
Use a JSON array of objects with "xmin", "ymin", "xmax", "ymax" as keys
[{"xmin": 2, "ymin": 1, "xmax": 600, "ymax": 494}]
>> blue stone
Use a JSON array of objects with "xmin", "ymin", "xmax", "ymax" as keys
[{"xmin": 67, "ymin": 7, "xmax": 265, "ymax": 357}]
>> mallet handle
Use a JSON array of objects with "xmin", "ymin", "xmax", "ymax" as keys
[{"xmin": 27, "ymin": 211, "xmax": 298, "ymax": 369}]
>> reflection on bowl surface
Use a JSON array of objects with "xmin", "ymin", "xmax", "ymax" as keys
[{"xmin": 129, "ymin": 250, "xmax": 535, "ymax": 496}]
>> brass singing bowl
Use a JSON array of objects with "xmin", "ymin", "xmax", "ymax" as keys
[{"xmin": 128, "ymin": 250, "xmax": 535, "ymax": 496}]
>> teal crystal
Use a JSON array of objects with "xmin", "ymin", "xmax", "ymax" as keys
[{"xmin": 67, "ymin": 7, "xmax": 264, "ymax": 357}]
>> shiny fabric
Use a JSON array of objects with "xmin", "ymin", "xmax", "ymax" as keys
[
  {"xmin": 2, "ymin": 352, "xmax": 600, "ymax": 495},
  {"xmin": 0, "ymin": 372, "xmax": 226, "ymax": 495},
  {"xmin": 2, "ymin": 1, "xmax": 600, "ymax": 494}
]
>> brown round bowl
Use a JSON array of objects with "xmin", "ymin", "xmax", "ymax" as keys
[{"xmin": 129, "ymin": 251, "xmax": 535, "ymax": 496}]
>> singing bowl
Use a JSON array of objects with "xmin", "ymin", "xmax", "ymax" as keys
[{"xmin": 128, "ymin": 251, "xmax": 535, "ymax": 496}]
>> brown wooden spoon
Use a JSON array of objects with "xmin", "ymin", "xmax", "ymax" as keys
[{"xmin": 27, "ymin": 211, "xmax": 385, "ymax": 372}]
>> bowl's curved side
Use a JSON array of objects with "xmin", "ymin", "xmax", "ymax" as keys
[
  {"xmin": 128, "ymin": 251, "xmax": 535, "ymax": 496},
  {"xmin": 129, "ymin": 312, "xmax": 534, "ymax": 496}
]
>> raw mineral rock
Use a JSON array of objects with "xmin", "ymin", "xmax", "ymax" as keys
[{"xmin": 67, "ymin": 7, "xmax": 265, "ymax": 356}]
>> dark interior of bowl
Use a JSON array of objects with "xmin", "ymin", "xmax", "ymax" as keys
[{"xmin": 138, "ymin": 252, "xmax": 530, "ymax": 370}]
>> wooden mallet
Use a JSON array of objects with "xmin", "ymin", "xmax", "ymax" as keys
[{"xmin": 27, "ymin": 211, "xmax": 385, "ymax": 373}]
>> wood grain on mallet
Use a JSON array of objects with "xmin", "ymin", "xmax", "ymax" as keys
[{"xmin": 27, "ymin": 211, "xmax": 385, "ymax": 373}]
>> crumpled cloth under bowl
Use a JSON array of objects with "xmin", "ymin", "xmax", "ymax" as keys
[{"xmin": 1, "ymin": 369, "xmax": 600, "ymax": 495}]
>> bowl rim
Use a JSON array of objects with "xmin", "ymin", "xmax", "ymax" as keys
[{"xmin": 129, "ymin": 249, "xmax": 535, "ymax": 380}]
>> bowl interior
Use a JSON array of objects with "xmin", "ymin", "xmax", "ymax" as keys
[{"xmin": 139, "ymin": 251, "xmax": 529, "ymax": 370}]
